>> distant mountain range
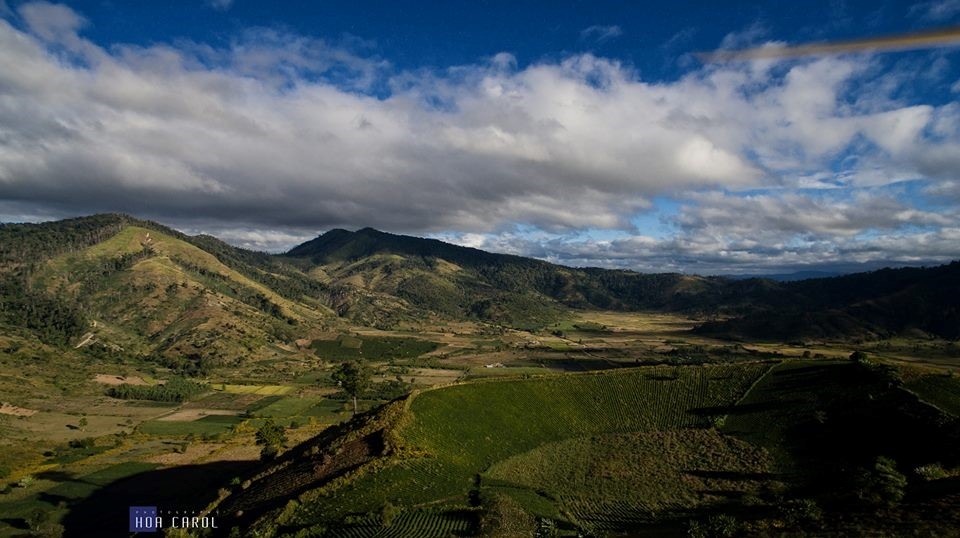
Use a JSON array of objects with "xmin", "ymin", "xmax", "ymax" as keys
[
  {"xmin": 730, "ymin": 270, "xmax": 845, "ymax": 282},
  {"xmin": 1, "ymin": 214, "xmax": 957, "ymax": 374}
]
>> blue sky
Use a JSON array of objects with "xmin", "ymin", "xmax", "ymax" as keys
[{"xmin": 1, "ymin": 1, "xmax": 959, "ymax": 275}]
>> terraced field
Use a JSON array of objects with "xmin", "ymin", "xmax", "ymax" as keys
[
  {"xmin": 485, "ymin": 429, "xmax": 773, "ymax": 530},
  {"xmin": 270, "ymin": 361, "xmax": 775, "ymax": 535}
]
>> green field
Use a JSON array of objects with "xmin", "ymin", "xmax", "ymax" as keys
[
  {"xmin": 279, "ymin": 362, "xmax": 773, "ymax": 534},
  {"xmin": 219, "ymin": 384, "xmax": 294, "ymax": 395},
  {"xmin": 0, "ymin": 461, "xmax": 159, "ymax": 535},
  {"xmin": 486, "ymin": 429, "xmax": 773, "ymax": 530},
  {"xmin": 247, "ymin": 396, "xmax": 352, "ymax": 423},
  {"xmin": 904, "ymin": 373, "xmax": 960, "ymax": 416},
  {"xmin": 137, "ymin": 415, "xmax": 243, "ymax": 436},
  {"xmin": 46, "ymin": 461, "xmax": 160, "ymax": 500},
  {"xmin": 311, "ymin": 335, "xmax": 439, "ymax": 362}
]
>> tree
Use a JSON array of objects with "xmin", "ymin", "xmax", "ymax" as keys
[
  {"xmin": 333, "ymin": 360, "xmax": 371, "ymax": 415},
  {"xmin": 255, "ymin": 419, "xmax": 287, "ymax": 461},
  {"xmin": 854, "ymin": 456, "xmax": 907, "ymax": 507},
  {"xmin": 478, "ymin": 494, "xmax": 536, "ymax": 537}
]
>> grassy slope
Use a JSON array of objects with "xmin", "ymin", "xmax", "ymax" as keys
[
  {"xmin": 719, "ymin": 359, "xmax": 960, "ymax": 534},
  {"xmin": 721, "ymin": 360, "xmax": 959, "ymax": 471},
  {"xmin": 898, "ymin": 363, "xmax": 960, "ymax": 417},
  {"xmin": 485, "ymin": 429, "xmax": 773, "ymax": 528},
  {"xmin": 271, "ymin": 362, "xmax": 773, "ymax": 534},
  {"xmin": 31, "ymin": 226, "xmax": 329, "ymax": 365},
  {"xmin": 39, "ymin": 225, "xmax": 321, "ymax": 320},
  {"xmin": 237, "ymin": 359, "xmax": 960, "ymax": 537}
]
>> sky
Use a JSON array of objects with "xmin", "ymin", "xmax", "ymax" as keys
[{"xmin": 1, "ymin": 1, "xmax": 960, "ymax": 275}]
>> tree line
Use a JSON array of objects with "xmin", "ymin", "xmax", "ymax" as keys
[{"xmin": 107, "ymin": 377, "xmax": 207, "ymax": 402}]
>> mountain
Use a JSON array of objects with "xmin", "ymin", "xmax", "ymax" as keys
[
  {"xmin": 0, "ymin": 215, "xmax": 332, "ymax": 375},
  {"xmin": 730, "ymin": 270, "xmax": 845, "ymax": 281},
  {"xmin": 287, "ymin": 227, "xmax": 960, "ymax": 340},
  {"xmin": 697, "ymin": 262, "xmax": 960, "ymax": 340},
  {"xmin": 1, "ymin": 215, "xmax": 958, "ymax": 361},
  {"xmin": 283, "ymin": 227, "xmax": 783, "ymax": 328}
]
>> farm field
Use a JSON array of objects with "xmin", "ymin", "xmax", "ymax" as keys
[
  {"xmin": 260, "ymin": 361, "xmax": 775, "ymax": 535},
  {"xmin": 485, "ymin": 429, "xmax": 773, "ymax": 531},
  {"xmin": 2, "ymin": 308, "xmax": 960, "ymax": 537},
  {"xmin": 214, "ymin": 351, "xmax": 960, "ymax": 537}
]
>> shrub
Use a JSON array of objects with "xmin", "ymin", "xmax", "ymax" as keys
[
  {"xmin": 854, "ymin": 456, "xmax": 907, "ymax": 507},
  {"xmin": 255, "ymin": 419, "xmax": 287, "ymax": 461},
  {"xmin": 688, "ymin": 514, "xmax": 738, "ymax": 538},
  {"xmin": 480, "ymin": 494, "xmax": 536, "ymax": 537},
  {"xmin": 849, "ymin": 350, "xmax": 868, "ymax": 363},
  {"xmin": 780, "ymin": 498, "xmax": 823, "ymax": 525},
  {"xmin": 914, "ymin": 463, "xmax": 948, "ymax": 481},
  {"xmin": 379, "ymin": 501, "xmax": 399, "ymax": 528}
]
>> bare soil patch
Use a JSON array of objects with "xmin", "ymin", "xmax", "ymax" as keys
[
  {"xmin": 401, "ymin": 368, "xmax": 464, "ymax": 385},
  {"xmin": 157, "ymin": 409, "xmax": 240, "ymax": 422},
  {"xmin": 0, "ymin": 402, "xmax": 37, "ymax": 416},
  {"xmin": 94, "ymin": 374, "xmax": 149, "ymax": 386}
]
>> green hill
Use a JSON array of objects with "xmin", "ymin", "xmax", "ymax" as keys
[
  {"xmin": 697, "ymin": 262, "xmax": 960, "ymax": 341},
  {"xmin": 213, "ymin": 362, "xmax": 774, "ymax": 535},
  {"xmin": 199, "ymin": 359, "xmax": 960, "ymax": 537},
  {"xmin": 288, "ymin": 227, "xmax": 960, "ymax": 340},
  {"xmin": 0, "ymin": 216, "xmax": 332, "ymax": 375},
  {"xmin": 285, "ymin": 227, "xmax": 781, "ymax": 329}
]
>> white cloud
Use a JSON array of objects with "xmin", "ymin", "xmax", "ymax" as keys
[
  {"xmin": 0, "ymin": 5, "xmax": 958, "ymax": 271},
  {"xmin": 17, "ymin": 1, "xmax": 86, "ymax": 40},
  {"xmin": 435, "ymin": 186, "xmax": 960, "ymax": 274}
]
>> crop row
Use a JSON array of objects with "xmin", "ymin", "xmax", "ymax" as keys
[
  {"xmin": 300, "ymin": 362, "xmax": 773, "ymax": 528},
  {"xmin": 327, "ymin": 510, "xmax": 473, "ymax": 538}
]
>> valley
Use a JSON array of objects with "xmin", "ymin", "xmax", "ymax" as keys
[{"xmin": 0, "ymin": 215, "xmax": 958, "ymax": 537}]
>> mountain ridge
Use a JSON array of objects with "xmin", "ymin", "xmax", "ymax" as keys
[{"xmin": 2, "ymin": 214, "xmax": 959, "ymax": 346}]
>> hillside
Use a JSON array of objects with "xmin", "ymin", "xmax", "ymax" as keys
[
  {"xmin": 2, "ymin": 215, "xmax": 958, "ymax": 361},
  {"xmin": 285, "ymin": 227, "xmax": 784, "ymax": 328},
  {"xmin": 696, "ymin": 262, "xmax": 960, "ymax": 341},
  {"xmin": 200, "ymin": 359, "xmax": 960, "ymax": 537},
  {"xmin": 210, "ymin": 363, "xmax": 776, "ymax": 536},
  {"xmin": 3, "ymin": 215, "xmax": 959, "ymax": 368},
  {"xmin": 287, "ymin": 227, "xmax": 960, "ymax": 340},
  {"xmin": 0, "ymin": 215, "xmax": 332, "ymax": 376}
]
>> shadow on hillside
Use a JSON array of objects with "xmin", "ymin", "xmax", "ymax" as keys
[
  {"xmin": 0, "ymin": 518, "xmax": 29, "ymax": 531},
  {"xmin": 59, "ymin": 461, "xmax": 256, "ymax": 538}
]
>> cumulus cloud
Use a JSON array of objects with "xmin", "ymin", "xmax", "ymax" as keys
[
  {"xmin": 674, "ymin": 190, "xmax": 952, "ymax": 239},
  {"xmin": 17, "ymin": 1, "xmax": 86, "ymax": 39},
  {"xmin": 0, "ymin": 3, "xmax": 958, "ymax": 272}
]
